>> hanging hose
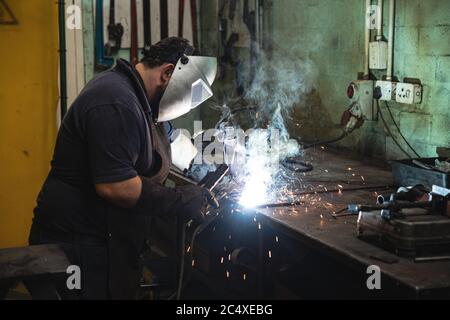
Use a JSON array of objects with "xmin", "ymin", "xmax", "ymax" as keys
[
  {"xmin": 377, "ymin": 100, "xmax": 412, "ymax": 159},
  {"xmin": 281, "ymin": 131, "xmax": 349, "ymax": 173},
  {"xmin": 168, "ymin": 214, "xmax": 221, "ymax": 300},
  {"xmin": 302, "ymin": 131, "xmax": 348, "ymax": 150},
  {"xmin": 384, "ymin": 101, "xmax": 421, "ymax": 158}
]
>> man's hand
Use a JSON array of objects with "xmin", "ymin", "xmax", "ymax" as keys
[{"xmin": 176, "ymin": 185, "xmax": 209, "ymax": 224}]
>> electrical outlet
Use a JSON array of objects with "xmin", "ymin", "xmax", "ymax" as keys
[
  {"xmin": 347, "ymin": 80, "xmax": 374, "ymax": 120},
  {"xmin": 369, "ymin": 41, "xmax": 388, "ymax": 70},
  {"xmin": 396, "ymin": 83, "xmax": 422, "ymax": 104},
  {"xmin": 375, "ymin": 80, "xmax": 396, "ymax": 101}
]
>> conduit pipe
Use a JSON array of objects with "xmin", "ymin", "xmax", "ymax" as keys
[
  {"xmin": 386, "ymin": 0, "xmax": 395, "ymax": 80},
  {"xmin": 376, "ymin": 0, "xmax": 383, "ymax": 40},
  {"xmin": 364, "ymin": 0, "xmax": 371, "ymax": 77}
]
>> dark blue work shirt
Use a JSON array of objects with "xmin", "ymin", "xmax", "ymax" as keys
[{"xmin": 33, "ymin": 59, "xmax": 173, "ymax": 237}]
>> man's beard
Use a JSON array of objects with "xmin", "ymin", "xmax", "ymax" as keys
[{"xmin": 149, "ymin": 86, "xmax": 166, "ymax": 117}]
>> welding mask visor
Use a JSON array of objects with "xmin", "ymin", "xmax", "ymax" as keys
[{"xmin": 156, "ymin": 55, "xmax": 217, "ymax": 122}]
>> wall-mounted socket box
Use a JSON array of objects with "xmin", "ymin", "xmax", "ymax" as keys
[
  {"xmin": 369, "ymin": 41, "xmax": 388, "ymax": 70},
  {"xmin": 375, "ymin": 80, "xmax": 396, "ymax": 101},
  {"xmin": 347, "ymin": 80, "xmax": 374, "ymax": 120},
  {"xmin": 396, "ymin": 83, "xmax": 422, "ymax": 104}
]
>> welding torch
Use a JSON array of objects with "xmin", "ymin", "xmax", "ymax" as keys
[{"xmin": 346, "ymin": 185, "xmax": 449, "ymax": 220}]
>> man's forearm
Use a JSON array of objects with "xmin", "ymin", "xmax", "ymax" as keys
[
  {"xmin": 135, "ymin": 176, "xmax": 206, "ymax": 219},
  {"xmin": 95, "ymin": 176, "xmax": 142, "ymax": 208},
  {"xmin": 134, "ymin": 176, "xmax": 182, "ymax": 215},
  {"xmin": 96, "ymin": 175, "xmax": 205, "ymax": 217}
]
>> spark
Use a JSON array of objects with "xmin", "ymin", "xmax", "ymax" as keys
[
  {"xmin": 239, "ymin": 156, "xmax": 272, "ymax": 208},
  {"xmin": 220, "ymin": 257, "xmax": 224, "ymax": 264},
  {"xmin": 275, "ymin": 236, "xmax": 279, "ymax": 242},
  {"xmin": 361, "ymin": 175, "xmax": 365, "ymax": 181},
  {"xmin": 226, "ymin": 271, "xmax": 230, "ymax": 278},
  {"xmin": 268, "ymin": 250, "xmax": 272, "ymax": 258},
  {"xmin": 228, "ymin": 254, "xmax": 231, "ymax": 261},
  {"xmin": 243, "ymin": 274, "xmax": 247, "ymax": 280},
  {"xmin": 258, "ymin": 223, "xmax": 262, "ymax": 230},
  {"xmin": 191, "ymin": 259, "xmax": 195, "ymax": 267},
  {"xmin": 186, "ymin": 246, "xmax": 191, "ymax": 253}
]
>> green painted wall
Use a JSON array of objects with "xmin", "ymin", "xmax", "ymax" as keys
[{"xmin": 272, "ymin": 0, "xmax": 450, "ymax": 160}]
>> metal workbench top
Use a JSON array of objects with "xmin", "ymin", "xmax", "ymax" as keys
[{"xmin": 254, "ymin": 148, "xmax": 450, "ymax": 297}]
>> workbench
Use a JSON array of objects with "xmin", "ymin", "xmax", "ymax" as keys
[
  {"xmin": 252, "ymin": 148, "xmax": 450, "ymax": 299},
  {"xmin": 155, "ymin": 148, "xmax": 450, "ymax": 299}
]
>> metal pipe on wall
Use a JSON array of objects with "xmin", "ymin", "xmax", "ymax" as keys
[
  {"xmin": 386, "ymin": 0, "xmax": 395, "ymax": 80},
  {"xmin": 58, "ymin": 0, "xmax": 68, "ymax": 121},
  {"xmin": 364, "ymin": 0, "xmax": 370, "ymax": 77},
  {"xmin": 376, "ymin": 0, "xmax": 383, "ymax": 40}
]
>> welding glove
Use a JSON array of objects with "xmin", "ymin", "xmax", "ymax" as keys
[
  {"xmin": 176, "ymin": 185, "xmax": 209, "ymax": 224},
  {"xmin": 135, "ymin": 176, "xmax": 208, "ymax": 224}
]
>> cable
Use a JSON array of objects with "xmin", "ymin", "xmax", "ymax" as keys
[
  {"xmin": 302, "ymin": 131, "xmax": 348, "ymax": 150},
  {"xmin": 384, "ymin": 101, "xmax": 421, "ymax": 158},
  {"xmin": 281, "ymin": 158, "xmax": 314, "ymax": 173},
  {"xmin": 175, "ymin": 225, "xmax": 187, "ymax": 300},
  {"xmin": 168, "ymin": 215, "xmax": 220, "ymax": 300},
  {"xmin": 377, "ymin": 100, "xmax": 412, "ymax": 159}
]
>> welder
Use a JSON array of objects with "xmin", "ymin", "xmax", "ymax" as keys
[{"xmin": 28, "ymin": 37, "xmax": 217, "ymax": 299}]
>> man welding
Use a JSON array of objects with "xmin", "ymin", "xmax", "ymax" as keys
[{"xmin": 28, "ymin": 37, "xmax": 217, "ymax": 299}]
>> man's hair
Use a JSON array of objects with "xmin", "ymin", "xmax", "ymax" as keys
[{"xmin": 141, "ymin": 37, "xmax": 196, "ymax": 68}]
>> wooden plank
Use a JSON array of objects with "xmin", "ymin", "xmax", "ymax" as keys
[
  {"xmin": 0, "ymin": 245, "xmax": 70, "ymax": 283},
  {"xmin": 66, "ymin": 0, "xmax": 85, "ymax": 108},
  {"xmin": 150, "ymin": 0, "xmax": 161, "ymax": 43},
  {"xmin": 183, "ymin": 0, "xmax": 193, "ymax": 44},
  {"xmin": 167, "ymin": 0, "xmax": 179, "ymax": 37},
  {"xmin": 82, "ymin": 0, "xmax": 95, "ymax": 83},
  {"xmin": 102, "ymin": 0, "xmax": 145, "ymax": 49}
]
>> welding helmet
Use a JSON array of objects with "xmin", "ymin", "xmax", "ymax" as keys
[{"xmin": 156, "ymin": 54, "xmax": 217, "ymax": 122}]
